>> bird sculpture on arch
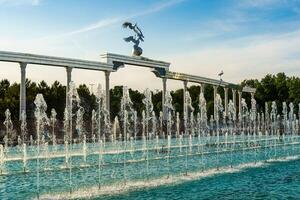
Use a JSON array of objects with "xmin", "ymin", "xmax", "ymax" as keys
[{"xmin": 122, "ymin": 21, "xmax": 145, "ymax": 56}]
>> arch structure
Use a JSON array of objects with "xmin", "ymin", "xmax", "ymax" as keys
[
  {"xmin": 101, "ymin": 53, "xmax": 256, "ymax": 119},
  {"xmin": 0, "ymin": 51, "xmax": 113, "ymax": 119},
  {"xmin": 0, "ymin": 50, "xmax": 256, "ymax": 119}
]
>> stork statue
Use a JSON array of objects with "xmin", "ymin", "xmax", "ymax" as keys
[
  {"xmin": 122, "ymin": 21, "xmax": 144, "ymax": 56},
  {"xmin": 218, "ymin": 70, "xmax": 224, "ymax": 85}
]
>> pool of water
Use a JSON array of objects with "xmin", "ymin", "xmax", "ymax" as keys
[
  {"xmin": 95, "ymin": 158, "xmax": 300, "ymax": 200},
  {"xmin": 0, "ymin": 136, "xmax": 299, "ymax": 199}
]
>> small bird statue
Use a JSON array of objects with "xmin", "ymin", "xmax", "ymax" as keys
[
  {"xmin": 218, "ymin": 70, "xmax": 224, "ymax": 84},
  {"xmin": 122, "ymin": 21, "xmax": 144, "ymax": 56}
]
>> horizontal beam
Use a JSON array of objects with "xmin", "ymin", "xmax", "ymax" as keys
[
  {"xmin": 0, "ymin": 51, "xmax": 113, "ymax": 71},
  {"xmin": 0, "ymin": 50, "xmax": 256, "ymax": 93},
  {"xmin": 160, "ymin": 71, "xmax": 239, "ymax": 87},
  {"xmin": 242, "ymin": 86, "xmax": 256, "ymax": 93},
  {"xmin": 101, "ymin": 53, "xmax": 170, "ymax": 71},
  {"xmin": 153, "ymin": 70, "xmax": 256, "ymax": 92}
]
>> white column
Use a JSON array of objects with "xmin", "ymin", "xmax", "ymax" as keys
[
  {"xmin": 19, "ymin": 62, "xmax": 27, "ymax": 119},
  {"xmin": 162, "ymin": 78, "xmax": 167, "ymax": 115},
  {"xmin": 66, "ymin": 67, "xmax": 72, "ymax": 108},
  {"xmin": 238, "ymin": 91, "xmax": 242, "ymax": 118},
  {"xmin": 224, "ymin": 87, "xmax": 228, "ymax": 117},
  {"xmin": 183, "ymin": 80, "xmax": 188, "ymax": 117},
  {"xmin": 232, "ymin": 89, "xmax": 236, "ymax": 107},
  {"xmin": 232, "ymin": 89, "xmax": 237, "ymax": 116},
  {"xmin": 105, "ymin": 71, "xmax": 110, "ymax": 113},
  {"xmin": 200, "ymin": 83, "xmax": 205, "ymax": 94},
  {"xmin": 213, "ymin": 85, "xmax": 218, "ymax": 120},
  {"xmin": 250, "ymin": 92, "xmax": 255, "ymax": 100}
]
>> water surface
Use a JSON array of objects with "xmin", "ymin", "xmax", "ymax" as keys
[{"xmin": 94, "ymin": 158, "xmax": 300, "ymax": 200}]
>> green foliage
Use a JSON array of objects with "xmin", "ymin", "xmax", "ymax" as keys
[
  {"xmin": 129, "ymin": 88, "xmax": 144, "ymax": 117},
  {"xmin": 241, "ymin": 73, "xmax": 300, "ymax": 113},
  {"xmin": 110, "ymin": 86, "xmax": 123, "ymax": 120},
  {"xmin": 0, "ymin": 72, "xmax": 299, "ymax": 123}
]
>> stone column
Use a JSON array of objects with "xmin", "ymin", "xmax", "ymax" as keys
[
  {"xmin": 183, "ymin": 80, "xmax": 188, "ymax": 118},
  {"xmin": 200, "ymin": 83, "xmax": 205, "ymax": 94},
  {"xmin": 105, "ymin": 71, "xmax": 110, "ymax": 113},
  {"xmin": 250, "ymin": 92, "xmax": 255, "ymax": 100},
  {"xmin": 232, "ymin": 89, "xmax": 237, "ymax": 116},
  {"xmin": 162, "ymin": 78, "xmax": 167, "ymax": 115},
  {"xmin": 224, "ymin": 87, "xmax": 229, "ymax": 117},
  {"xmin": 238, "ymin": 91, "xmax": 242, "ymax": 118},
  {"xmin": 66, "ymin": 67, "xmax": 72, "ymax": 108},
  {"xmin": 213, "ymin": 85, "xmax": 218, "ymax": 120},
  {"xmin": 232, "ymin": 89, "xmax": 236, "ymax": 107},
  {"xmin": 19, "ymin": 62, "xmax": 27, "ymax": 119}
]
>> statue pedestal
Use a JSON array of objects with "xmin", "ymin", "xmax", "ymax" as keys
[{"xmin": 100, "ymin": 53, "xmax": 170, "ymax": 71}]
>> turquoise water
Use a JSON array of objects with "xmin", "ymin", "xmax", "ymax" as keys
[
  {"xmin": 0, "ymin": 136, "xmax": 299, "ymax": 199},
  {"xmin": 96, "ymin": 158, "xmax": 300, "ymax": 200}
]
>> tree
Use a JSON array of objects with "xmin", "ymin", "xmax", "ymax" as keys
[{"xmin": 0, "ymin": 72, "xmax": 299, "ymax": 140}]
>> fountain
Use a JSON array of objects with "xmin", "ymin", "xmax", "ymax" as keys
[
  {"xmin": 22, "ymin": 143, "xmax": 27, "ymax": 172},
  {"xmin": 20, "ymin": 110, "xmax": 27, "ymax": 144},
  {"xmin": 215, "ymin": 93, "xmax": 224, "ymax": 169},
  {"xmin": 250, "ymin": 97, "xmax": 257, "ymax": 162},
  {"xmin": 65, "ymin": 81, "xmax": 81, "ymax": 194},
  {"xmin": 76, "ymin": 105, "xmax": 85, "ymax": 140},
  {"xmin": 142, "ymin": 88, "xmax": 154, "ymax": 179},
  {"xmin": 270, "ymin": 101, "xmax": 278, "ymax": 158},
  {"xmin": 151, "ymin": 111, "xmax": 157, "ymax": 140},
  {"xmin": 163, "ymin": 91, "xmax": 174, "ymax": 177},
  {"xmin": 176, "ymin": 112, "xmax": 180, "ymax": 139},
  {"xmin": 34, "ymin": 93, "xmax": 50, "ymax": 199},
  {"xmin": 3, "ymin": 109, "xmax": 14, "ymax": 151},
  {"xmin": 50, "ymin": 108, "xmax": 57, "ymax": 150},
  {"xmin": 119, "ymin": 86, "xmax": 135, "ymax": 184},
  {"xmin": 0, "ymin": 144, "xmax": 4, "ymax": 174},
  {"xmin": 228, "ymin": 99, "xmax": 236, "ymax": 167},
  {"xmin": 113, "ymin": 116, "xmax": 120, "ymax": 144},
  {"xmin": 91, "ymin": 109, "xmax": 96, "ymax": 140},
  {"xmin": 0, "ymin": 84, "xmax": 299, "ymax": 200},
  {"xmin": 183, "ymin": 91, "xmax": 194, "ymax": 175}
]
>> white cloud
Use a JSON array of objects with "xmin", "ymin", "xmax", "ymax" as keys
[
  {"xmin": 182, "ymin": 2, "xmax": 262, "ymax": 42},
  {"xmin": 130, "ymin": 0, "xmax": 185, "ymax": 18},
  {"xmin": 0, "ymin": 0, "xmax": 186, "ymax": 53},
  {"xmin": 0, "ymin": 0, "xmax": 187, "ymax": 91},
  {"xmin": 1, "ymin": 19, "xmax": 299, "ymax": 92},
  {"xmin": 183, "ymin": 0, "xmax": 300, "ymax": 43},
  {"xmin": 166, "ymin": 29, "xmax": 300, "ymax": 86},
  {"xmin": 183, "ymin": 16, "xmax": 252, "ymax": 41},
  {"xmin": 0, "ymin": 0, "xmax": 299, "ymax": 92},
  {"xmin": 38, "ymin": 0, "xmax": 185, "ymax": 40}
]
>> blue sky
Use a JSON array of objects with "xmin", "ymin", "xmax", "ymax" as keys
[{"xmin": 0, "ymin": 0, "xmax": 300, "ymax": 91}]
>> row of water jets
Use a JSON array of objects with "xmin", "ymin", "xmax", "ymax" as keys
[{"xmin": 0, "ymin": 82, "xmax": 300, "ymax": 198}]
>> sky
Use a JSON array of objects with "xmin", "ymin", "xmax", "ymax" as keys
[{"xmin": 0, "ymin": 0, "xmax": 300, "ymax": 91}]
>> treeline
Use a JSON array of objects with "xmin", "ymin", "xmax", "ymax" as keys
[
  {"xmin": 0, "ymin": 79, "xmax": 217, "ymax": 122},
  {"xmin": 0, "ymin": 72, "xmax": 299, "ymax": 123},
  {"xmin": 241, "ymin": 72, "xmax": 300, "ymax": 113}
]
